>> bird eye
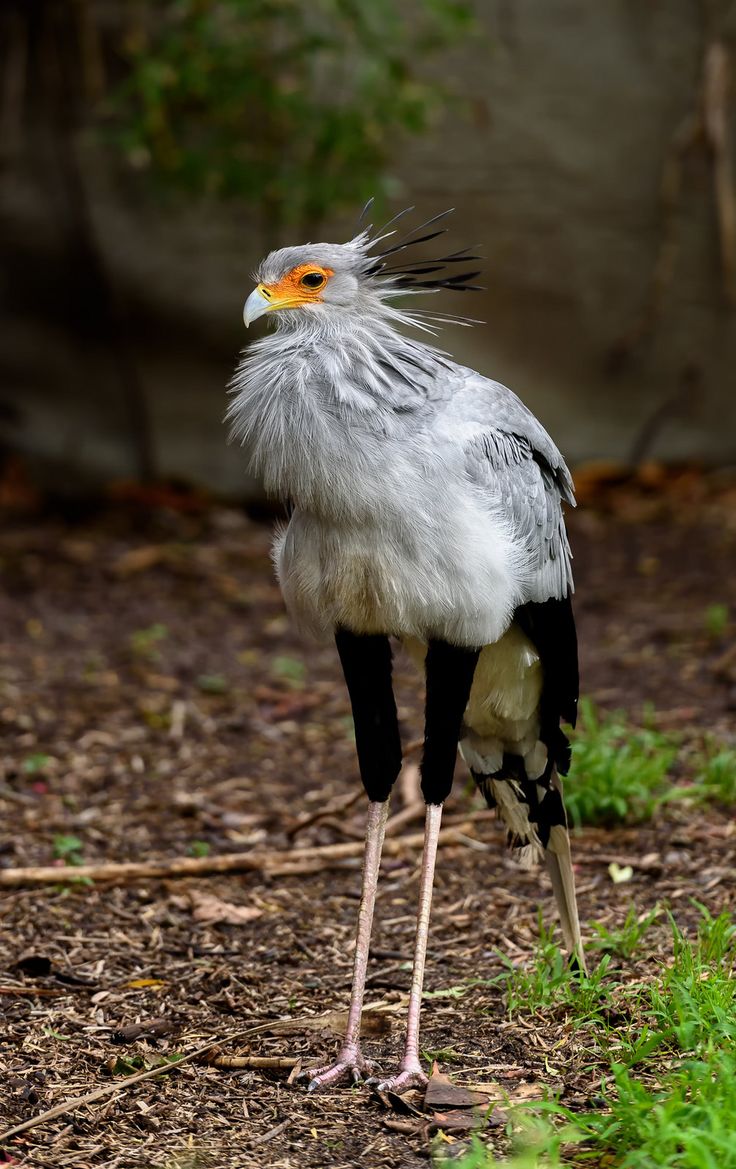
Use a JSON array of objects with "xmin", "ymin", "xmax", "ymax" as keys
[{"xmin": 300, "ymin": 272, "xmax": 326, "ymax": 289}]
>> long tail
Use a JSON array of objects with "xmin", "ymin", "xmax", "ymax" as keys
[
  {"xmin": 543, "ymin": 774, "xmax": 586, "ymax": 972},
  {"xmin": 474, "ymin": 762, "xmax": 586, "ymax": 972}
]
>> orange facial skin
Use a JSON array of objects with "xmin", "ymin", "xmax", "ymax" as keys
[{"xmin": 256, "ymin": 264, "xmax": 335, "ymax": 310}]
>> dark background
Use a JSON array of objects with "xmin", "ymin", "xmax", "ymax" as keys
[{"xmin": 2, "ymin": 0, "xmax": 736, "ymax": 500}]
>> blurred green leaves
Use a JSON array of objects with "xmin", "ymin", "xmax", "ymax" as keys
[{"xmin": 105, "ymin": 0, "xmax": 474, "ymax": 225}]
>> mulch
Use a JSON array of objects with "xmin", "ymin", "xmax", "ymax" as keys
[{"xmin": 1, "ymin": 469, "xmax": 735, "ymax": 1168}]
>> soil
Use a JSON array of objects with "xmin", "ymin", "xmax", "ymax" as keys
[{"xmin": 1, "ymin": 472, "xmax": 735, "ymax": 1168}]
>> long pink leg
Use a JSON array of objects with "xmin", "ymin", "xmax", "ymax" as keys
[
  {"xmin": 371, "ymin": 802, "xmax": 443, "ymax": 1093},
  {"xmin": 302, "ymin": 799, "xmax": 389, "ymax": 1091}
]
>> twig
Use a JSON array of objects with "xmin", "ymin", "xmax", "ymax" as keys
[
  {"xmin": 251, "ymin": 1119, "xmax": 291, "ymax": 1145},
  {"xmin": 627, "ymin": 364, "xmax": 700, "ymax": 465},
  {"xmin": 398, "ymin": 761, "xmax": 421, "ymax": 808},
  {"xmin": 286, "ymin": 787, "xmax": 362, "ymax": 839},
  {"xmin": 209, "ymin": 1055, "xmax": 297, "ymax": 1070},
  {"xmin": 0, "ymin": 818, "xmax": 492, "ymax": 887},
  {"xmin": 384, "ymin": 800, "xmax": 425, "ymax": 836},
  {"xmin": 576, "ymin": 852, "xmax": 662, "ymax": 872}
]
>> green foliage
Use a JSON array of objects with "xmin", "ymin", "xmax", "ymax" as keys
[
  {"xmin": 435, "ymin": 1118, "xmax": 577, "ymax": 1169},
  {"xmin": 481, "ymin": 916, "xmax": 736, "ymax": 1169},
  {"xmin": 196, "ymin": 673, "xmax": 229, "ymax": 694},
  {"xmin": 130, "ymin": 622, "xmax": 169, "ymax": 658},
  {"xmin": 704, "ymin": 602, "xmax": 729, "ymax": 639},
  {"xmin": 589, "ymin": 902, "xmax": 662, "ymax": 959},
  {"xmin": 577, "ymin": 1051, "xmax": 736, "ymax": 1169},
  {"xmin": 272, "ymin": 654, "xmax": 306, "ymax": 684},
  {"xmin": 188, "ymin": 839, "xmax": 211, "ymax": 857},
  {"xmin": 688, "ymin": 746, "xmax": 736, "ymax": 806},
  {"xmin": 499, "ymin": 915, "xmax": 612, "ymax": 1023},
  {"xmin": 22, "ymin": 753, "xmax": 51, "ymax": 774},
  {"xmin": 52, "ymin": 834, "xmax": 85, "ymax": 866},
  {"xmin": 107, "ymin": 0, "xmax": 474, "ymax": 223},
  {"xmin": 647, "ymin": 909, "xmax": 736, "ymax": 1053},
  {"xmin": 565, "ymin": 700, "xmax": 677, "ymax": 826}
]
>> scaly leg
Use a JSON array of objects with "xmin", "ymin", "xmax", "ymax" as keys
[
  {"xmin": 371, "ymin": 802, "xmax": 443, "ymax": 1092},
  {"xmin": 301, "ymin": 799, "xmax": 389, "ymax": 1090},
  {"xmin": 371, "ymin": 640, "xmax": 480, "ymax": 1093},
  {"xmin": 300, "ymin": 631, "xmax": 401, "ymax": 1092}
]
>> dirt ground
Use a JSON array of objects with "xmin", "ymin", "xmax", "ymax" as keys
[{"xmin": 1, "ymin": 472, "xmax": 735, "ymax": 1169}]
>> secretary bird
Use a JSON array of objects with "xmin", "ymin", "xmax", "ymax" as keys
[{"xmin": 228, "ymin": 206, "xmax": 584, "ymax": 1094}]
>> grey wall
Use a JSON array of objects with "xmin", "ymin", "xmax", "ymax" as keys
[{"xmin": 2, "ymin": 0, "xmax": 735, "ymax": 495}]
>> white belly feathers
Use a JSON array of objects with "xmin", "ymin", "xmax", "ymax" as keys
[{"xmin": 274, "ymin": 491, "xmax": 528, "ymax": 650}]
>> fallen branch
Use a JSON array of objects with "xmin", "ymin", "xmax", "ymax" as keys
[
  {"xmin": 0, "ymin": 817, "xmax": 494, "ymax": 887},
  {"xmin": 208, "ymin": 1055, "xmax": 297, "ymax": 1070}
]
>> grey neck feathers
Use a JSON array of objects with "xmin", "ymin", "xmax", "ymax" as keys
[{"xmin": 227, "ymin": 304, "xmax": 452, "ymax": 515}]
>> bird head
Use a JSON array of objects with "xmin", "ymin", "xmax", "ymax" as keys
[
  {"xmin": 243, "ymin": 242, "xmax": 366, "ymax": 328},
  {"xmin": 242, "ymin": 207, "xmax": 483, "ymax": 332}
]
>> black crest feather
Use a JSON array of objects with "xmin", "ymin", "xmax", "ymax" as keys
[{"xmin": 363, "ymin": 206, "xmax": 484, "ymax": 293}]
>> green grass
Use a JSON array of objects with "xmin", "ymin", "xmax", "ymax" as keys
[
  {"xmin": 564, "ymin": 700, "xmax": 678, "ymax": 827},
  {"xmin": 564, "ymin": 701, "xmax": 736, "ymax": 826},
  {"xmin": 52, "ymin": 833, "xmax": 85, "ymax": 866},
  {"xmin": 498, "ymin": 914, "xmax": 614, "ymax": 1024},
  {"xmin": 589, "ymin": 903, "xmax": 662, "ymax": 959},
  {"xmin": 688, "ymin": 746, "xmax": 736, "ymax": 806},
  {"xmin": 704, "ymin": 602, "xmax": 729, "ymax": 639},
  {"xmin": 442, "ymin": 908, "xmax": 736, "ymax": 1169},
  {"xmin": 647, "ymin": 909, "xmax": 736, "ymax": 1054}
]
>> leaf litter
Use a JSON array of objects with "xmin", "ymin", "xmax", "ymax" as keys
[{"xmin": 0, "ymin": 473, "xmax": 735, "ymax": 1166}]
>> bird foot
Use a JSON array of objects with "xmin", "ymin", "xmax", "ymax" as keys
[
  {"xmin": 367, "ymin": 1056, "xmax": 428, "ymax": 1095},
  {"xmin": 298, "ymin": 1044, "xmax": 377, "ymax": 1092}
]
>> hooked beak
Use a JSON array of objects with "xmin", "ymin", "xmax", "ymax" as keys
[{"xmin": 243, "ymin": 285, "xmax": 273, "ymax": 328}]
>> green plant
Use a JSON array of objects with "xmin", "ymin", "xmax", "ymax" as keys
[
  {"xmin": 436, "ymin": 1115, "xmax": 578, "ymax": 1169},
  {"xmin": 575, "ymin": 1051, "xmax": 736, "ymax": 1169},
  {"xmin": 52, "ymin": 834, "xmax": 85, "ymax": 866},
  {"xmin": 23, "ymin": 753, "xmax": 51, "ymax": 774},
  {"xmin": 130, "ymin": 623, "xmax": 169, "ymax": 658},
  {"xmin": 704, "ymin": 602, "xmax": 729, "ymax": 639},
  {"xmin": 565, "ymin": 700, "xmax": 677, "ymax": 826},
  {"xmin": 486, "ymin": 909, "xmax": 736, "ymax": 1169},
  {"xmin": 688, "ymin": 746, "xmax": 736, "ymax": 806},
  {"xmin": 196, "ymin": 673, "xmax": 229, "ymax": 694},
  {"xmin": 271, "ymin": 654, "xmax": 307, "ymax": 685},
  {"xmin": 499, "ymin": 915, "xmax": 612, "ymax": 1024},
  {"xmin": 188, "ymin": 840, "xmax": 211, "ymax": 858},
  {"xmin": 646, "ymin": 909, "xmax": 736, "ymax": 1053},
  {"xmin": 589, "ymin": 903, "xmax": 662, "ymax": 959},
  {"xmin": 107, "ymin": 0, "xmax": 475, "ymax": 228}
]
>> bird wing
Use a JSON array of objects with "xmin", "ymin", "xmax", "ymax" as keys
[{"xmin": 460, "ymin": 378, "xmax": 575, "ymax": 605}]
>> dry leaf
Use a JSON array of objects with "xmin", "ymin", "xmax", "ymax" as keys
[
  {"xmin": 189, "ymin": 890, "xmax": 264, "ymax": 926},
  {"xmin": 111, "ymin": 1018, "xmax": 176, "ymax": 1044},
  {"xmin": 608, "ymin": 862, "xmax": 634, "ymax": 884},
  {"xmin": 271, "ymin": 1002, "xmax": 398, "ymax": 1037},
  {"xmin": 384, "ymin": 1117, "xmax": 428, "ymax": 1136},
  {"xmin": 424, "ymin": 1065, "xmax": 490, "ymax": 1110},
  {"xmin": 112, "ymin": 546, "xmax": 164, "ymax": 577},
  {"xmin": 430, "ymin": 1109, "xmax": 484, "ymax": 1132},
  {"xmin": 506, "ymin": 1081, "xmax": 549, "ymax": 1102}
]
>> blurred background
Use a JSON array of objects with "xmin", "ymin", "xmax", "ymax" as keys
[{"xmin": 2, "ymin": 0, "xmax": 736, "ymax": 499}]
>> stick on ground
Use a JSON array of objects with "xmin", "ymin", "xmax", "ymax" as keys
[{"xmin": 0, "ymin": 817, "xmax": 495, "ymax": 887}]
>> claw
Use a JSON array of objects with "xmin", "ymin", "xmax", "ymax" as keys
[
  {"xmin": 368, "ymin": 1058, "xmax": 428, "ymax": 1095},
  {"xmin": 297, "ymin": 1046, "xmax": 377, "ymax": 1092}
]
